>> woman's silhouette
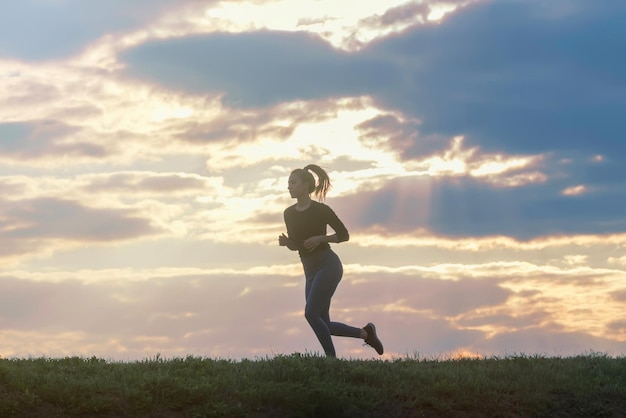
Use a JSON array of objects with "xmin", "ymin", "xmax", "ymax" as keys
[{"xmin": 278, "ymin": 164, "xmax": 383, "ymax": 357}]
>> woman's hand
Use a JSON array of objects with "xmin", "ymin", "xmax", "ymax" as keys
[
  {"xmin": 279, "ymin": 233, "xmax": 293, "ymax": 248},
  {"xmin": 303, "ymin": 235, "xmax": 324, "ymax": 252}
]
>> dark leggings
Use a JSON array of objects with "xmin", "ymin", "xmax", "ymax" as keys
[{"xmin": 302, "ymin": 249, "xmax": 361, "ymax": 357}]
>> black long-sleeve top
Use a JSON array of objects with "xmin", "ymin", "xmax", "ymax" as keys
[{"xmin": 283, "ymin": 201, "xmax": 349, "ymax": 258}]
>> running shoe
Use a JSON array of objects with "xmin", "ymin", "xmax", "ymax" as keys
[{"xmin": 363, "ymin": 322, "xmax": 384, "ymax": 355}]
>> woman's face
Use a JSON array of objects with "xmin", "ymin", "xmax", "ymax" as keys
[{"xmin": 288, "ymin": 174, "xmax": 308, "ymax": 199}]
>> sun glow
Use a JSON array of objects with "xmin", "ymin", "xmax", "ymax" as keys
[
  {"xmin": 501, "ymin": 273, "xmax": 626, "ymax": 341},
  {"xmin": 203, "ymin": 0, "xmax": 409, "ymax": 43},
  {"xmin": 418, "ymin": 136, "xmax": 545, "ymax": 186},
  {"xmin": 202, "ymin": 99, "xmax": 406, "ymax": 182},
  {"xmin": 198, "ymin": 0, "xmax": 473, "ymax": 50},
  {"xmin": 471, "ymin": 157, "xmax": 533, "ymax": 177},
  {"xmin": 151, "ymin": 104, "xmax": 193, "ymax": 122}
]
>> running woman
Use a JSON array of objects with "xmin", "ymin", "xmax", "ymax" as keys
[{"xmin": 278, "ymin": 164, "xmax": 384, "ymax": 357}]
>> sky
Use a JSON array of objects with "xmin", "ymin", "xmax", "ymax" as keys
[{"xmin": 1, "ymin": 0, "xmax": 625, "ymax": 361}]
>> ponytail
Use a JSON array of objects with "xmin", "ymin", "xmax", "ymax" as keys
[
  {"xmin": 292, "ymin": 164, "xmax": 332, "ymax": 201},
  {"xmin": 304, "ymin": 164, "xmax": 331, "ymax": 201}
]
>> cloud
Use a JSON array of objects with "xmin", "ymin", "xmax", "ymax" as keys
[
  {"xmin": 0, "ymin": 0, "xmax": 181, "ymax": 61},
  {"xmin": 607, "ymin": 320, "xmax": 626, "ymax": 335},
  {"xmin": 0, "ymin": 197, "xmax": 160, "ymax": 263},
  {"xmin": 611, "ymin": 290, "xmax": 626, "ymax": 303},
  {"xmin": 0, "ymin": 75, "xmax": 63, "ymax": 107},
  {"xmin": 82, "ymin": 172, "xmax": 223, "ymax": 196},
  {"xmin": 476, "ymin": 328, "xmax": 626, "ymax": 357},
  {"xmin": 0, "ymin": 121, "xmax": 106, "ymax": 161},
  {"xmin": 329, "ymin": 168, "xmax": 626, "ymax": 239},
  {"xmin": 0, "ymin": 195, "xmax": 165, "ymax": 266},
  {"xmin": 173, "ymin": 103, "xmax": 299, "ymax": 145},
  {"xmin": 365, "ymin": 0, "xmax": 626, "ymax": 158},
  {"xmin": 120, "ymin": 30, "xmax": 395, "ymax": 108},
  {"xmin": 427, "ymin": 178, "xmax": 626, "ymax": 238},
  {"xmin": 383, "ymin": 1, "xmax": 433, "ymax": 25},
  {"xmin": 2, "ymin": 260, "xmax": 623, "ymax": 359},
  {"xmin": 119, "ymin": 1, "xmax": 626, "ymax": 210},
  {"xmin": 457, "ymin": 310, "xmax": 551, "ymax": 330},
  {"xmin": 120, "ymin": 1, "xmax": 626, "ymax": 153},
  {"xmin": 2, "ymin": 0, "xmax": 625, "ymax": 362},
  {"xmin": 336, "ymin": 273, "xmax": 513, "ymax": 318},
  {"xmin": 356, "ymin": 113, "xmax": 432, "ymax": 156},
  {"xmin": 0, "ymin": 272, "xmax": 307, "ymax": 359}
]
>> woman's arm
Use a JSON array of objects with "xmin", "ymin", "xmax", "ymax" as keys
[
  {"xmin": 278, "ymin": 233, "xmax": 297, "ymax": 250},
  {"xmin": 302, "ymin": 233, "xmax": 342, "ymax": 252},
  {"xmin": 301, "ymin": 204, "xmax": 350, "ymax": 252},
  {"xmin": 324, "ymin": 205, "xmax": 349, "ymax": 243}
]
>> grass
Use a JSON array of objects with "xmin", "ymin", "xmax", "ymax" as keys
[{"xmin": 0, "ymin": 352, "xmax": 624, "ymax": 417}]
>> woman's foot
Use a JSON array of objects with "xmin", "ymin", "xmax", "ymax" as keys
[{"xmin": 363, "ymin": 323, "xmax": 384, "ymax": 355}]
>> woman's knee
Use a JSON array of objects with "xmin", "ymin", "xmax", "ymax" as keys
[{"xmin": 304, "ymin": 304, "xmax": 317, "ymax": 323}]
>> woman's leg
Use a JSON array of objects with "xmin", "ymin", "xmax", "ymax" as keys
[
  {"xmin": 304, "ymin": 271, "xmax": 336, "ymax": 357},
  {"xmin": 304, "ymin": 251, "xmax": 362, "ymax": 357}
]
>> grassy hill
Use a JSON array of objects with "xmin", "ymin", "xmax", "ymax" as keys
[{"xmin": 0, "ymin": 352, "xmax": 624, "ymax": 417}]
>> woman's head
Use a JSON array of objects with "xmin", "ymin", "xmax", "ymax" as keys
[{"xmin": 289, "ymin": 164, "xmax": 331, "ymax": 201}]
